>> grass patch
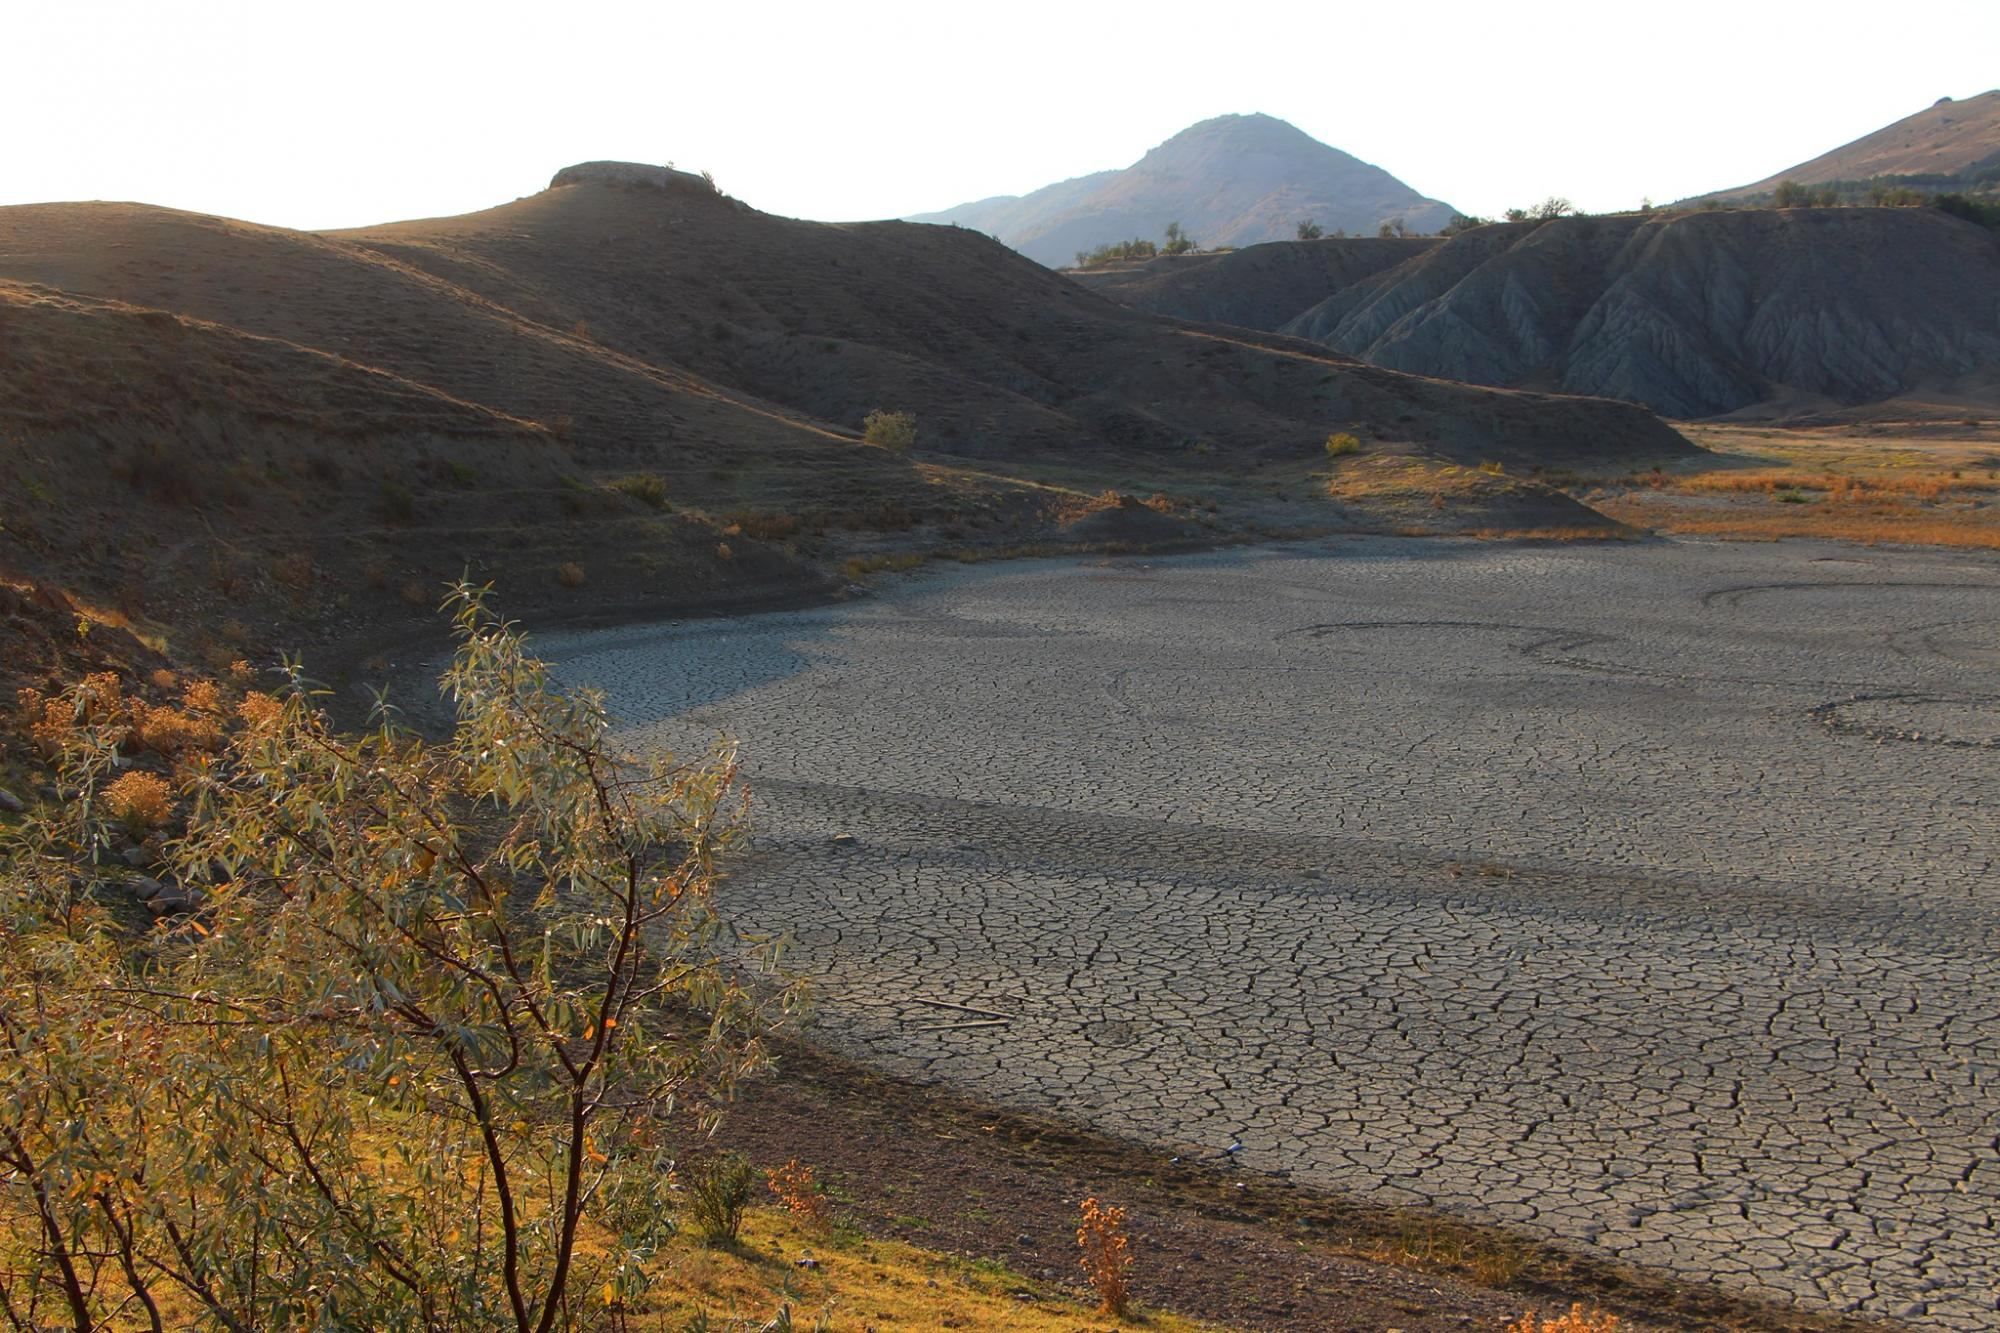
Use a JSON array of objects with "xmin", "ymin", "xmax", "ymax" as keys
[{"xmin": 640, "ymin": 1207, "xmax": 1208, "ymax": 1330}]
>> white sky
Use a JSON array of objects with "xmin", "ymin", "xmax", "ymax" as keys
[{"xmin": 5, "ymin": 0, "xmax": 1997, "ymax": 231}]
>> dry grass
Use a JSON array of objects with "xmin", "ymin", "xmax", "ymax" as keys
[
  {"xmin": 1582, "ymin": 422, "xmax": 2000, "ymax": 550},
  {"xmin": 1359, "ymin": 1218, "xmax": 1525, "ymax": 1290},
  {"xmin": 1594, "ymin": 497, "xmax": 2000, "ymax": 549},
  {"xmin": 634, "ymin": 1207, "xmax": 1207, "ymax": 1330}
]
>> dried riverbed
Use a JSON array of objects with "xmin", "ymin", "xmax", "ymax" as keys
[{"xmin": 545, "ymin": 535, "xmax": 2000, "ymax": 1328}]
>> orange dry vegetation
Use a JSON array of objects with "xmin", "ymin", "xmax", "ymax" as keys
[
  {"xmin": 1645, "ymin": 469, "xmax": 1998, "ymax": 501},
  {"xmin": 1595, "ymin": 496, "xmax": 2000, "ymax": 550},
  {"xmin": 1077, "ymin": 1196, "xmax": 1133, "ymax": 1317},
  {"xmin": 1505, "ymin": 1304, "xmax": 1620, "ymax": 1333},
  {"xmin": 103, "ymin": 770, "xmax": 173, "ymax": 829}
]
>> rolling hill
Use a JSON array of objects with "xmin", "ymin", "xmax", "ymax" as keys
[
  {"xmin": 909, "ymin": 114, "xmax": 1458, "ymax": 267},
  {"xmin": 0, "ymin": 163, "xmax": 1688, "ymax": 668},
  {"xmin": 1074, "ymin": 207, "xmax": 2000, "ymax": 419},
  {"xmin": 1697, "ymin": 90, "xmax": 2000, "ymax": 202}
]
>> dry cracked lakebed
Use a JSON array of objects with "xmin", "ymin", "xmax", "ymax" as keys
[{"xmin": 542, "ymin": 535, "xmax": 2000, "ymax": 1329}]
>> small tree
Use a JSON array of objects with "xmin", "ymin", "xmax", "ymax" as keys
[
  {"xmin": 1377, "ymin": 218, "xmax": 1410, "ymax": 238},
  {"xmin": 1530, "ymin": 196, "xmax": 1575, "ymax": 221},
  {"xmin": 862, "ymin": 409, "xmax": 918, "ymax": 450},
  {"xmin": 1439, "ymin": 213, "xmax": 1489, "ymax": 236},
  {"xmin": 1296, "ymin": 218, "xmax": 1324, "ymax": 241},
  {"xmin": 0, "ymin": 587, "xmax": 796, "ymax": 1330},
  {"xmin": 1162, "ymin": 221, "xmax": 1195, "ymax": 255}
]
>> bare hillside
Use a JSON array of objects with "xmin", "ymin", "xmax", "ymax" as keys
[
  {"xmin": 0, "ymin": 166, "xmax": 1690, "ymax": 659},
  {"xmin": 1702, "ymin": 90, "xmax": 2000, "ymax": 200}
]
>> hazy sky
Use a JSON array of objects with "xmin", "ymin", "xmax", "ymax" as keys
[{"xmin": 7, "ymin": 0, "xmax": 1997, "ymax": 231}]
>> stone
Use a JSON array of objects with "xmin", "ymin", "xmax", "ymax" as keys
[{"xmin": 0, "ymin": 787, "xmax": 23, "ymax": 813}]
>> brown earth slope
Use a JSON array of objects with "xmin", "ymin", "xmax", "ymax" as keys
[
  {"xmin": 1699, "ymin": 90, "xmax": 2000, "ymax": 201},
  {"xmin": 1, "ymin": 164, "xmax": 1689, "ymax": 664},
  {"xmin": 1080, "ymin": 207, "xmax": 2000, "ymax": 420}
]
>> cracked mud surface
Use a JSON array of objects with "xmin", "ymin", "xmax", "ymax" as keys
[{"xmin": 543, "ymin": 537, "xmax": 2000, "ymax": 1328}]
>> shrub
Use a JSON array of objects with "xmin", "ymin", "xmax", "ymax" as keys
[
  {"xmin": 1325, "ymin": 432, "xmax": 1363, "ymax": 458},
  {"xmin": 103, "ymin": 770, "xmax": 172, "ymax": 831},
  {"xmin": 1296, "ymin": 219, "xmax": 1324, "ymax": 241},
  {"xmin": 1077, "ymin": 1196, "xmax": 1132, "ymax": 1317},
  {"xmin": 0, "ymin": 588, "xmax": 794, "ymax": 1328},
  {"xmin": 686, "ymin": 1153, "xmax": 758, "ymax": 1244},
  {"xmin": 610, "ymin": 474, "xmax": 670, "ymax": 509},
  {"xmin": 862, "ymin": 409, "xmax": 918, "ymax": 450},
  {"xmin": 1774, "ymin": 179, "xmax": 1837, "ymax": 208}
]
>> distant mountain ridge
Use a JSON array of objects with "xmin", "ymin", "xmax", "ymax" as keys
[
  {"xmin": 911, "ymin": 114, "xmax": 1456, "ymax": 267},
  {"xmin": 1697, "ymin": 90, "xmax": 2000, "ymax": 202}
]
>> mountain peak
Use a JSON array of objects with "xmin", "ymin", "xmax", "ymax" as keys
[{"xmin": 911, "ymin": 115, "xmax": 1453, "ymax": 266}]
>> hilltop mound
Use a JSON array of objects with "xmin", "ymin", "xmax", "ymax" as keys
[
  {"xmin": 910, "ymin": 114, "xmax": 1457, "ymax": 267},
  {"xmin": 0, "ymin": 168, "xmax": 1688, "ymax": 655},
  {"xmin": 1700, "ymin": 91, "xmax": 2000, "ymax": 201},
  {"xmin": 1080, "ymin": 207, "xmax": 2000, "ymax": 419}
]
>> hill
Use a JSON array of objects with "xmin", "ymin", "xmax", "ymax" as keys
[
  {"xmin": 0, "ymin": 166, "xmax": 1688, "ymax": 667},
  {"xmin": 1698, "ymin": 91, "xmax": 2000, "ymax": 202},
  {"xmin": 909, "ymin": 114, "xmax": 1458, "ymax": 267},
  {"xmin": 1074, "ymin": 207, "xmax": 2000, "ymax": 419}
]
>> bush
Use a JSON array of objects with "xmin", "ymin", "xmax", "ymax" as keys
[
  {"xmin": 686, "ymin": 1153, "xmax": 758, "ymax": 1244},
  {"xmin": 0, "ymin": 588, "xmax": 795, "ymax": 1328},
  {"xmin": 610, "ymin": 473, "xmax": 670, "ymax": 509},
  {"xmin": 1325, "ymin": 432, "xmax": 1363, "ymax": 458},
  {"xmin": 1073, "ymin": 238, "xmax": 1159, "ymax": 268},
  {"xmin": 1296, "ymin": 219, "xmax": 1324, "ymax": 241},
  {"xmin": 862, "ymin": 409, "xmax": 918, "ymax": 450},
  {"xmin": 1773, "ymin": 179, "xmax": 1837, "ymax": 208}
]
